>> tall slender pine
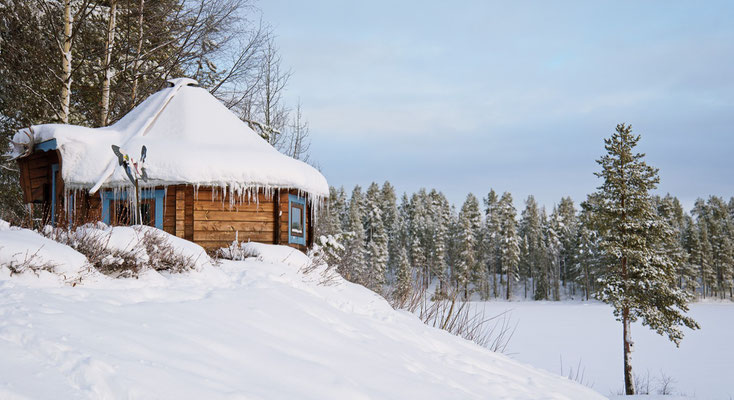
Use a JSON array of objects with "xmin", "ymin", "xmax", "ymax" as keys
[{"xmin": 592, "ymin": 124, "xmax": 699, "ymax": 395}]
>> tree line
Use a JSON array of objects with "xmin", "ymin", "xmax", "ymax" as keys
[
  {"xmin": 0, "ymin": 0, "xmax": 310, "ymax": 222},
  {"xmin": 316, "ymin": 184, "xmax": 734, "ymax": 303}
]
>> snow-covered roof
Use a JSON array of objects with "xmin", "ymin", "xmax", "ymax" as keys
[{"xmin": 9, "ymin": 78, "xmax": 328, "ymax": 198}]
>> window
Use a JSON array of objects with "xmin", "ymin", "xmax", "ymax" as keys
[
  {"xmin": 102, "ymin": 189, "xmax": 165, "ymax": 229},
  {"xmin": 288, "ymin": 194, "xmax": 306, "ymax": 245},
  {"xmin": 109, "ymin": 198, "xmax": 155, "ymax": 226}
]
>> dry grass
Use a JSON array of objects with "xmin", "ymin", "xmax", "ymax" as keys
[{"xmin": 391, "ymin": 283, "xmax": 517, "ymax": 352}]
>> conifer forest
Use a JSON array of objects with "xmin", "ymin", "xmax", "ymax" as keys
[{"xmin": 317, "ymin": 168, "xmax": 734, "ymax": 304}]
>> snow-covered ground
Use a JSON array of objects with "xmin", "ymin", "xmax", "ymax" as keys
[
  {"xmin": 476, "ymin": 301, "xmax": 733, "ymax": 399},
  {"xmin": 0, "ymin": 224, "xmax": 602, "ymax": 399}
]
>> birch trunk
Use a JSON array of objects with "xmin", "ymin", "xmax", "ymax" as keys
[
  {"xmin": 623, "ymin": 305, "xmax": 635, "ymax": 395},
  {"xmin": 100, "ymin": 0, "xmax": 118, "ymax": 126},
  {"xmin": 131, "ymin": 0, "xmax": 145, "ymax": 104},
  {"xmin": 60, "ymin": 0, "xmax": 73, "ymax": 124}
]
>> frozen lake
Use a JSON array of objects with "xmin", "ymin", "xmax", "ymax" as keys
[{"xmin": 476, "ymin": 301, "xmax": 734, "ymax": 399}]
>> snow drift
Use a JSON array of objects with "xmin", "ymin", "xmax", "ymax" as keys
[{"xmin": 0, "ymin": 224, "xmax": 604, "ymax": 399}]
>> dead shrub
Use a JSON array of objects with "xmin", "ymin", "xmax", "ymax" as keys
[
  {"xmin": 140, "ymin": 229, "xmax": 197, "ymax": 273},
  {"xmin": 42, "ymin": 224, "xmax": 196, "ymax": 278},
  {"xmin": 1, "ymin": 246, "xmax": 57, "ymax": 276}
]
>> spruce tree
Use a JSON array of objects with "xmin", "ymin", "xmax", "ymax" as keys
[
  {"xmin": 380, "ymin": 181, "xmax": 399, "ymax": 275},
  {"xmin": 520, "ymin": 196, "xmax": 543, "ymax": 299},
  {"xmin": 343, "ymin": 186, "xmax": 367, "ymax": 284},
  {"xmin": 546, "ymin": 207, "xmax": 563, "ymax": 301},
  {"xmin": 335, "ymin": 186, "xmax": 349, "ymax": 231},
  {"xmin": 707, "ymin": 196, "xmax": 734, "ymax": 298},
  {"xmin": 591, "ymin": 123, "xmax": 699, "ymax": 395},
  {"xmin": 682, "ymin": 215, "xmax": 702, "ymax": 295},
  {"xmin": 657, "ymin": 195, "xmax": 691, "ymax": 290},
  {"xmin": 394, "ymin": 244, "xmax": 412, "ymax": 303},
  {"xmin": 364, "ymin": 183, "xmax": 388, "ymax": 293},
  {"xmin": 498, "ymin": 192, "xmax": 520, "ymax": 300},
  {"xmin": 317, "ymin": 186, "xmax": 343, "ymax": 237},
  {"xmin": 409, "ymin": 190, "xmax": 430, "ymax": 288},
  {"xmin": 575, "ymin": 198, "xmax": 601, "ymax": 301},
  {"xmin": 483, "ymin": 190, "xmax": 502, "ymax": 298},
  {"xmin": 557, "ymin": 197, "xmax": 578, "ymax": 289},
  {"xmin": 428, "ymin": 190, "xmax": 450, "ymax": 296},
  {"xmin": 534, "ymin": 208, "xmax": 551, "ymax": 300},
  {"xmin": 457, "ymin": 193, "xmax": 481, "ymax": 299}
]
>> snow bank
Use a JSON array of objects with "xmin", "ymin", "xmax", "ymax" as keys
[
  {"xmin": 240, "ymin": 241, "xmax": 310, "ymax": 268},
  {"xmin": 0, "ymin": 221, "xmax": 92, "ymax": 284},
  {"xmin": 0, "ymin": 242, "xmax": 604, "ymax": 399},
  {"xmin": 9, "ymin": 78, "xmax": 328, "ymax": 199}
]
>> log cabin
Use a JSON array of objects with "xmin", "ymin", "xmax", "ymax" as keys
[{"xmin": 9, "ymin": 78, "xmax": 328, "ymax": 252}]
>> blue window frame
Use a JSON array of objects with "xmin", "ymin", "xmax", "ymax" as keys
[
  {"xmin": 101, "ymin": 189, "xmax": 165, "ymax": 229},
  {"xmin": 50, "ymin": 164, "xmax": 59, "ymax": 226},
  {"xmin": 288, "ymin": 194, "xmax": 306, "ymax": 245},
  {"xmin": 35, "ymin": 139, "xmax": 57, "ymax": 152}
]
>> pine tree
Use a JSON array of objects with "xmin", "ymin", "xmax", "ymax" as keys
[
  {"xmin": 591, "ymin": 123, "xmax": 699, "ymax": 395},
  {"xmin": 498, "ymin": 192, "xmax": 520, "ymax": 300}
]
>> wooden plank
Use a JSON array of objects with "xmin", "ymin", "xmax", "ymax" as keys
[
  {"xmin": 193, "ymin": 209, "xmax": 273, "ymax": 222},
  {"xmin": 194, "ymin": 189, "xmax": 272, "ymax": 202},
  {"xmin": 175, "ymin": 187, "xmax": 184, "ymax": 238},
  {"xmin": 29, "ymin": 166, "xmax": 50, "ymax": 180},
  {"xmin": 185, "ymin": 186, "xmax": 193, "ymax": 241},
  {"xmin": 273, "ymin": 190, "xmax": 280, "ymax": 244},
  {"xmin": 193, "ymin": 220, "xmax": 274, "ymax": 232},
  {"xmin": 18, "ymin": 159, "xmax": 33, "ymax": 203},
  {"xmin": 193, "ymin": 200, "xmax": 274, "ymax": 212},
  {"xmin": 31, "ymin": 185, "xmax": 45, "ymax": 202},
  {"xmin": 193, "ymin": 230, "xmax": 274, "ymax": 242},
  {"xmin": 195, "ymin": 240, "xmax": 232, "ymax": 250}
]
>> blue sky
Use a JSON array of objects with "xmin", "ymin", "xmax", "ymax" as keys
[{"xmin": 259, "ymin": 1, "xmax": 734, "ymax": 210}]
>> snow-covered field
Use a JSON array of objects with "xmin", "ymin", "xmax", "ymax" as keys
[
  {"xmin": 476, "ymin": 301, "xmax": 733, "ymax": 399},
  {"xmin": 0, "ymin": 224, "xmax": 602, "ymax": 399}
]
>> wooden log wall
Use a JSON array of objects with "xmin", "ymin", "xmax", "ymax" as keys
[
  {"xmin": 161, "ymin": 186, "xmax": 311, "ymax": 252},
  {"xmin": 17, "ymin": 151, "xmax": 59, "ymax": 204}
]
